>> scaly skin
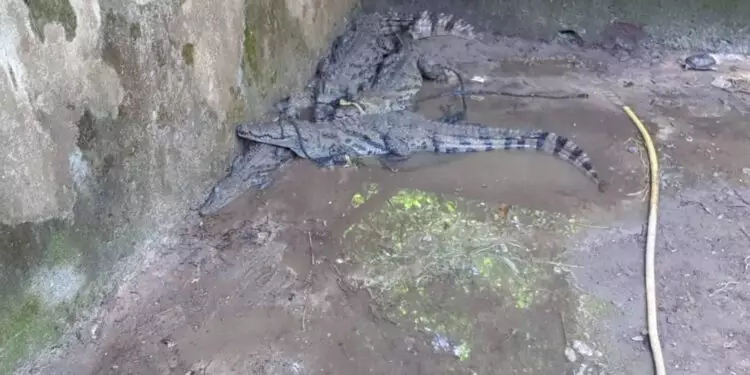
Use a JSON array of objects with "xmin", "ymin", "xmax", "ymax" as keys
[
  {"xmin": 198, "ymin": 142, "xmax": 294, "ymax": 216},
  {"xmin": 277, "ymin": 10, "xmax": 478, "ymax": 122},
  {"xmin": 199, "ymin": 12, "xmax": 480, "ymax": 216},
  {"xmin": 198, "ymin": 102, "xmax": 469, "ymax": 217},
  {"xmin": 237, "ymin": 111, "xmax": 608, "ymax": 192}
]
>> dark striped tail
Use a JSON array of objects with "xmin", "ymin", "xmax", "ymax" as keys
[
  {"xmin": 430, "ymin": 130, "xmax": 606, "ymax": 192},
  {"xmin": 376, "ymin": 11, "xmax": 423, "ymax": 35},
  {"xmin": 376, "ymin": 10, "xmax": 477, "ymax": 40},
  {"xmin": 533, "ymin": 132, "xmax": 608, "ymax": 192},
  {"xmin": 409, "ymin": 11, "xmax": 477, "ymax": 40}
]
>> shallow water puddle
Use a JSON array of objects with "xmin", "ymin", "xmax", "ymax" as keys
[{"xmin": 325, "ymin": 184, "xmax": 602, "ymax": 373}]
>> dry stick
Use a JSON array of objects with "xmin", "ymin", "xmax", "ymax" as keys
[
  {"xmin": 623, "ymin": 106, "xmax": 666, "ymax": 375},
  {"xmin": 301, "ymin": 231, "xmax": 315, "ymax": 331},
  {"xmin": 418, "ymin": 89, "xmax": 589, "ymax": 102}
]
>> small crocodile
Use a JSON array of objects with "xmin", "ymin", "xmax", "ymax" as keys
[
  {"xmin": 236, "ymin": 111, "xmax": 608, "ymax": 192},
  {"xmin": 278, "ymin": 10, "xmax": 478, "ymax": 122}
]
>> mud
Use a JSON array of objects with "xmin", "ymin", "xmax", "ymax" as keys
[{"xmin": 18, "ymin": 20, "xmax": 750, "ymax": 375}]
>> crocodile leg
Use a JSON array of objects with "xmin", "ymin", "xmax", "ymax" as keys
[{"xmin": 375, "ymin": 132, "xmax": 413, "ymax": 171}]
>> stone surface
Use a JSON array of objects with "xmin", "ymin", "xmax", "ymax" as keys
[
  {"xmin": 0, "ymin": 0, "xmax": 353, "ymax": 371},
  {"xmin": 4, "ymin": 0, "xmax": 750, "ymax": 372}
]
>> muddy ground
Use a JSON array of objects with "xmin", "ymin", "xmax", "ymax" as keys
[{"xmin": 18, "ymin": 17, "xmax": 750, "ymax": 375}]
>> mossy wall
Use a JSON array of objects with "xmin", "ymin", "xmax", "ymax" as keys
[
  {"xmin": 2, "ymin": 0, "xmax": 749, "ymax": 372},
  {"xmin": 0, "ymin": 0, "xmax": 354, "ymax": 371}
]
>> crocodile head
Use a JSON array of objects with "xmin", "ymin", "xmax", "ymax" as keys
[{"xmin": 236, "ymin": 119, "xmax": 300, "ymax": 151}]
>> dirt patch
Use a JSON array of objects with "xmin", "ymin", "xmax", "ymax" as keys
[
  {"xmin": 18, "ymin": 16, "xmax": 750, "ymax": 375},
  {"xmin": 569, "ymin": 183, "xmax": 750, "ymax": 375}
]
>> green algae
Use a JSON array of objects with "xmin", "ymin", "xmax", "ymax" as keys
[
  {"xmin": 0, "ymin": 296, "xmax": 58, "ymax": 373},
  {"xmin": 340, "ymin": 188, "xmax": 587, "ymax": 362},
  {"xmin": 350, "ymin": 183, "xmax": 380, "ymax": 208},
  {"xmin": 241, "ymin": 0, "xmax": 309, "ymax": 97},
  {"xmin": 24, "ymin": 0, "xmax": 77, "ymax": 42},
  {"xmin": 44, "ymin": 232, "xmax": 81, "ymax": 267},
  {"xmin": 181, "ymin": 43, "xmax": 195, "ymax": 66}
]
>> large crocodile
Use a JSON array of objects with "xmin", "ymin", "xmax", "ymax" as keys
[
  {"xmin": 277, "ymin": 10, "xmax": 479, "ymax": 122},
  {"xmin": 236, "ymin": 111, "xmax": 608, "ymax": 192},
  {"xmin": 331, "ymin": 35, "xmax": 469, "ymax": 121},
  {"xmin": 197, "ymin": 104, "xmax": 469, "ymax": 217}
]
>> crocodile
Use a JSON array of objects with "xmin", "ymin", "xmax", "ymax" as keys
[
  {"xmin": 332, "ymin": 38, "xmax": 469, "ymax": 121},
  {"xmin": 198, "ymin": 107, "xmax": 471, "ymax": 216},
  {"xmin": 236, "ymin": 111, "xmax": 608, "ymax": 192},
  {"xmin": 198, "ymin": 97, "xmax": 470, "ymax": 217},
  {"xmin": 277, "ymin": 10, "xmax": 478, "ymax": 122},
  {"xmin": 332, "ymin": 52, "xmax": 469, "ymax": 122}
]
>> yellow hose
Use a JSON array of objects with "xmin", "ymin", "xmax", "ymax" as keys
[{"xmin": 623, "ymin": 106, "xmax": 666, "ymax": 375}]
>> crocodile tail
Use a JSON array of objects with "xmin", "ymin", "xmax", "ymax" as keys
[
  {"xmin": 534, "ymin": 132, "xmax": 608, "ymax": 192},
  {"xmin": 431, "ymin": 128, "xmax": 604, "ymax": 191},
  {"xmin": 375, "ymin": 11, "xmax": 477, "ymax": 40},
  {"xmin": 409, "ymin": 11, "xmax": 477, "ymax": 40}
]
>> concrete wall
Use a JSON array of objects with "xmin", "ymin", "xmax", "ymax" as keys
[
  {"xmin": 0, "ymin": 0, "xmax": 354, "ymax": 371},
  {"xmin": 2, "ymin": 0, "xmax": 749, "ymax": 371}
]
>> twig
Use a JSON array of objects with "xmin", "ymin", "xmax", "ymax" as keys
[
  {"xmin": 708, "ymin": 281, "xmax": 739, "ymax": 297},
  {"xmin": 625, "ymin": 186, "xmax": 649, "ymax": 201},
  {"xmin": 301, "ymin": 297, "xmax": 308, "ymax": 332},
  {"xmin": 682, "ymin": 200, "xmax": 713, "ymax": 214},
  {"xmin": 418, "ymin": 89, "xmax": 589, "ymax": 103},
  {"xmin": 301, "ymin": 231, "xmax": 315, "ymax": 331},
  {"xmin": 624, "ymin": 137, "xmax": 650, "ymax": 202},
  {"xmin": 490, "ymin": 91, "xmax": 589, "ymax": 99},
  {"xmin": 732, "ymin": 189, "xmax": 750, "ymax": 206},
  {"xmin": 307, "ymin": 231, "xmax": 315, "ymax": 265},
  {"xmin": 739, "ymin": 226, "xmax": 750, "ymax": 242},
  {"xmin": 508, "ymin": 255, "xmax": 583, "ymax": 269},
  {"xmin": 560, "ymin": 311, "xmax": 569, "ymax": 346}
]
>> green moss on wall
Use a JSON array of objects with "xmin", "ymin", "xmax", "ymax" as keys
[
  {"xmin": 241, "ymin": 0, "xmax": 310, "ymax": 97},
  {"xmin": 181, "ymin": 43, "xmax": 195, "ymax": 66},
  {"xmin": 0, "ymin": 220, "xmax": 73, "ymax": 295},
  {"xmin": 43, "ymin": 232, "xmax": 81, "ymax": 267},
  {"xmin": 24, "ymin": 0, "xmax": 78, "ymax": 42},
  {"xmin": 226, "ymin": 86, "xmax": 247, "ymax": 124},
  {"xmin": 243, "ymin": 28, "xmax": 261, "ymax": 76},
  {"xmin": 129, "ymin": 22, "xmax": 142, "ymax": 41},
  {"xmin": 0, "ymin": 296, "xmax": 58, "ymax": 373}
]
